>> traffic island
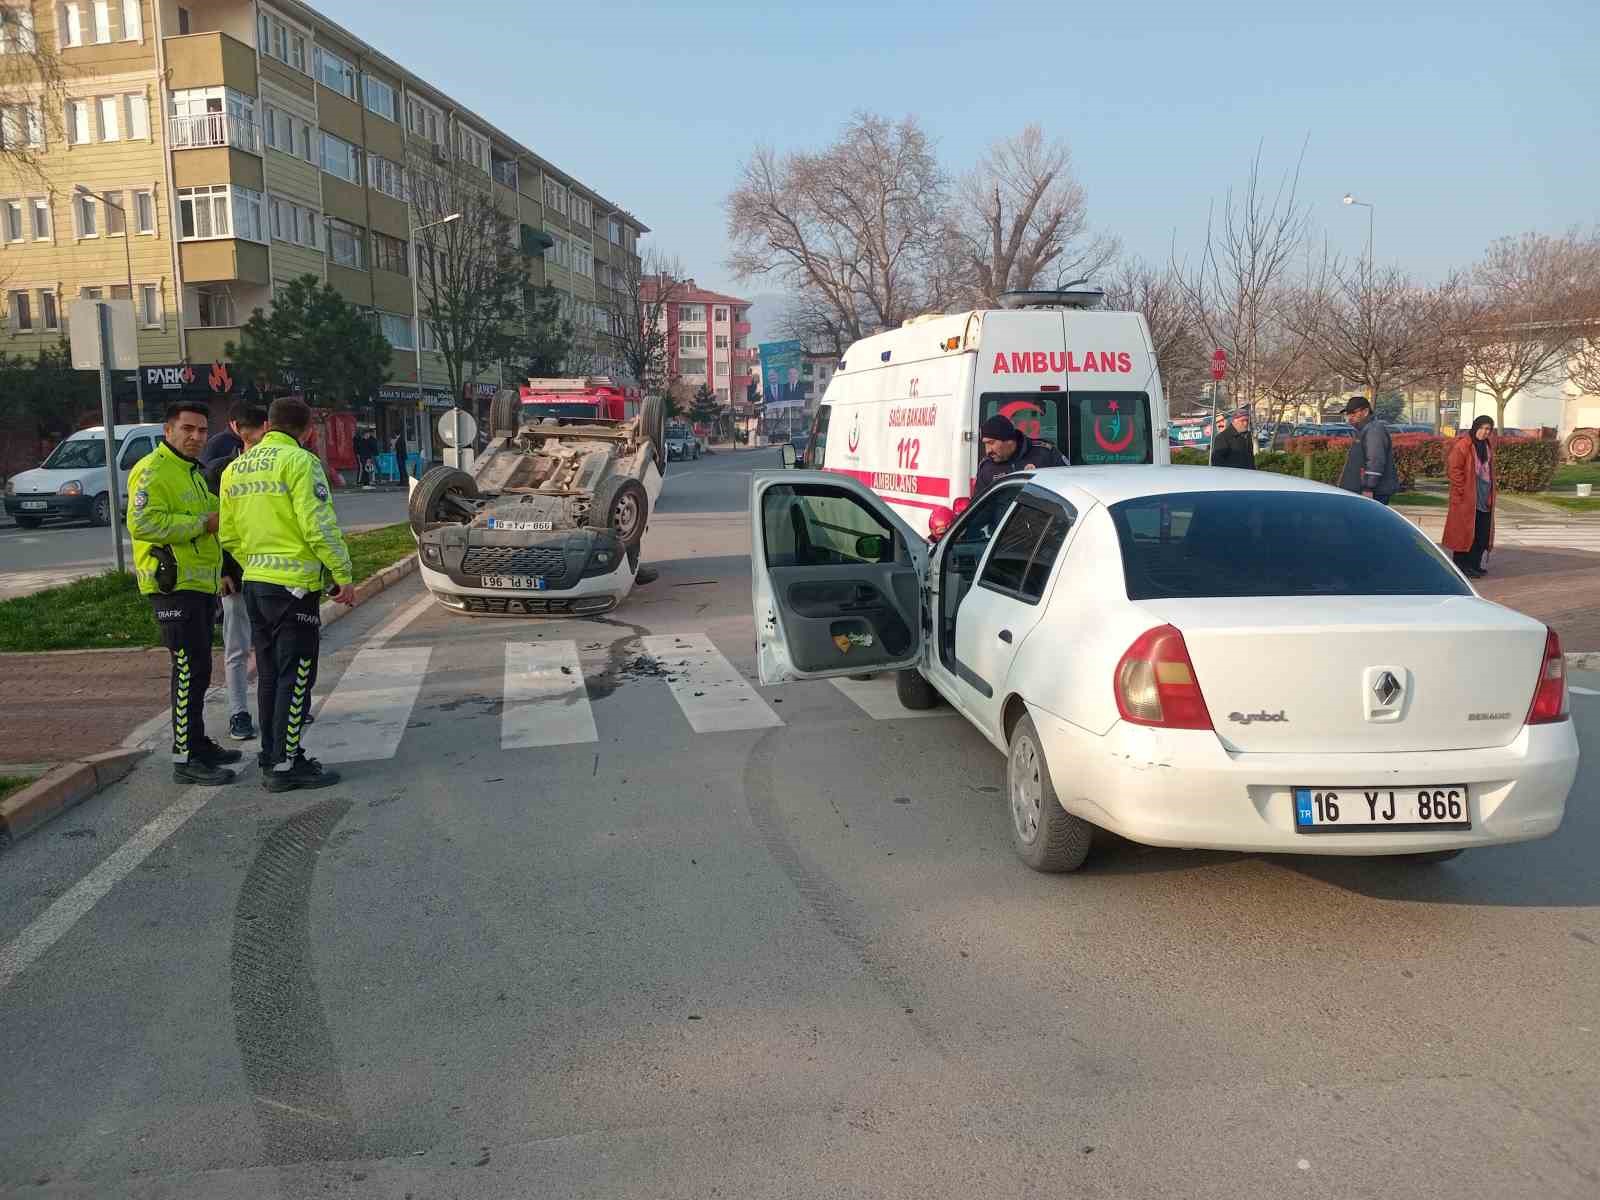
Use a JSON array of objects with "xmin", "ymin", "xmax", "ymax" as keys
[{"xmin": 0, "ymin": 749, "xmax": 148, "ymax": 847}]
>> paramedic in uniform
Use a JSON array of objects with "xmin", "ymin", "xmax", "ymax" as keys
[
  {"xmin": 219, "ymin": 397, "xmax": 355, "ymax": 793},
  {"xmin": 126, "ymin": 401, "xmax": 244, "ymax": 786},
  {"xmin": 972, "ymin": 413, "xmax": 1066, "ymax": 500}
]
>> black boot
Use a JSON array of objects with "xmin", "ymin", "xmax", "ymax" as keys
[
  {"xmin": 263, "ymin": 754, "xmax": 341, "ymax": 793},
  {"xmin": 192, "ymin": 737, "xmax": 244, "ymax": 767},
  {"xmin": 174, "ymin": 758, "xmax": 237, "ymax": 785}
]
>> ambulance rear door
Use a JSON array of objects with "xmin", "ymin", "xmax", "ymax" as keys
[
  {"xmin": 1059, "ymin": 310, "xmax": 1162, "ymax": 466},
  {"xmin": 969, "ymin": 309, "xmax": 1072, "ymax": 483}
]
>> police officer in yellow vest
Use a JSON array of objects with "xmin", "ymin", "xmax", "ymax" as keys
[
  {"xmin": 127, "ymin": 402, "xmax": 245, "ymax": 785},
  {"xmin": 219, "ymin": 397, "xmax": 356, "ymax": 792}
]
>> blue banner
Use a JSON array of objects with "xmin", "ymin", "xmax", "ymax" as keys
[{"xmin": 759, "ymin": 340, "xmax": 806, "ymax": 411}]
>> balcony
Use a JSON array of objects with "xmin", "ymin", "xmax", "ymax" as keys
[
  {"xmin": 164, "ymin": 31, "xmax": 258, "ymax": 95},
  {"xmin": 169, "ymin": 112, "xmax": 260, "ymax": 154},
  {"xmin": 733, "ymin": 347, "xmax": 758, "ymax": 361},
  {"xmin": 734, "ymin": 320, "xmax": 752, "ymax": 337}
]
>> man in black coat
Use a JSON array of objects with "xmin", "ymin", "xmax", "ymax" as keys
[
  {"xmin": 973, "ymin": 414, "xmax": 1066, "ymax": 500},
  {"xmin": 1210, "ymin": 409, "xmax": 1256, "ymax": 469},
  {"xmin": 391, "ymin": 427, "xmax": 408, "ymax": 482},
  {"xmin": 1336, "ymin": 396, "xmax": 1398, "ymax": 503}
]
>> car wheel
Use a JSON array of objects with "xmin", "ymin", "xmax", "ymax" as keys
[
  {"xmin": 1007, "ymin": 713, "xmax": 1092, "ymax": 873},
  {"xmin": 1565, "ymin": 429, "xmax": 1597, "ymax": 463},
  {"xmin": 91, "ymin": 492, "xmax": 111, "ymax": 526},
  {"xmin": 14, "ymin": 515, "xmax": 43, "ymax": 529},
  {"xmin": 640, "ymin": 395, "xmax": 667, "ymax": 474},
  {"xmin": 490, "ymin": 387, "xmax": 520, "ymax": 439},
  {"xmin": 895, "ymin": 667, "xmax": 940, "ymax": 710},
  {"xmin": 590, "ymin": 475, "xmax": 649, "ymax": 545},
  {"xmin": 1398, "ymin": 849, "xmax": 1464, "ymax": 864},
  {"xmin": 407, "ymin": 466, "xmax": 479, "ymax": 534}
]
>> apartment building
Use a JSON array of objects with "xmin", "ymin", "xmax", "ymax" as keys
[
  {"xmin": 0, "ymin": 0, "xmax": 645, "ymax": 456},
  {"xmin": 640, "ymin": 277, "xmax": 754, "ymax": 407}
]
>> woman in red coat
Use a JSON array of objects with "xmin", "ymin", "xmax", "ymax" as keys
[{"xmin": 1443, "ymin": 416, "xmax": 1496, "ymax": 578}]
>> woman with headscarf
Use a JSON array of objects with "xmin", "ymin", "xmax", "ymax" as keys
[{"xmin": 1443, "ymin": 416, "xmax": 1496, "ymax": 578}]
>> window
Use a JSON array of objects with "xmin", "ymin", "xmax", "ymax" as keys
[
  {"xmin": 371, "ymin": 230, "xmax": 408, "ymax": 275},
  {"xmin": 118, "ymin": 435, "xmax": 151, "ymax": 468},
  {"xmin": 138, "ymin": 282, "xmax": 160, "ymax": 327},
  {"xmin": 79, "ymin": 285, "xmax": 101, "ymax": 298},
  {"xmin": 761, "ymin": 484, "xmax": 899, "ymax": 571},
  {"xmin": 542, "ymin": 176, "xmax": 568, "ymax": 216},
  {"xmin": 132, "ymin": 188, "xmax": 153, "ymax": 233},
  {"xmin": 1, "ymin": 6, "xmax": 36, "ymax": 52},
  {"xmin": 378, "ymin": 311, "xmax": 414, "ymax": 349},
  {"xmin": 678, "ymin": 304, "xmax": 705, "ymax": 323},
  {"xmin": 125, "ymin": 91, "xmax": 148, "ymax": 138},
  {"xmin": 366, "ymin": 153, "xmax": 405, "ymax": 200},
  {"xmin": 572, "ymin": 241, "xmax": 592, "ymax": 278},
  {"xmin": 679, "ymin": 358, "xmax": 706, "ymax": 378},
  {"xmin": 40, "ymin": 289, "xmax": 58, "ymax": 330},
  {"xmin": 715, "ymin": 360, "xmax": 729, "ymax": 377},
  {"xmin": 176, "ymin": 184, "xmax": 226, "ymax": 238},
  {"xmin": 420, "ymin": 318, "xmax": 438, "ymax": 352},
  {"xmin": 679, "ymin": 331, "xmax": 706, "ymax": 351},
  {"xmin": 714, "ymin": 334, "xmax": 728, "ymax": 349},
  {"xmin": 362, "ymin": 74, "xmax": 397, "ymax": 122},
  {"xmin": 121, "ymin": 0, "xmax": 139, "ymax": 40},
  {"xmin": 176, "ymin": 5, "xmax": 187, "ymax": 33},
  {"xmin": 491, "ymin": 153, "xmax": 517, "ymax": 189},
  {"xmin": 544, "ymin": 230, "xmax": 569, "ymax": 270},
  {"xmin": 456, "ymin": 125, "xmax": 489, "ymax": 172},
  {"xmin": 0, "ymin": 103, "xmax": 42, "ymax": 148},
  {"xmin": 102, "ymin": 188, "xmax": 124, "ymax": 234},
  {"xmin": 9, "ymin": 289, "xmax": 31, "ymax": 329},
  {"xmin": 192, "ymin": 284, "xmax": 233, "ymax": 327},
  {"xmin": 713, "ymin": 307, "xmax": 728, "ymax": 322},
  {"xmin": 607, "ymin": 216, "xmax": 622, "ymax": 243},
  {"xmin": 74, "ymin": 191, "xmax": 97, "ymax": 236},
  {"xmin": 55, "ymin": 1, "xmax": 111, "ymax": 45},
  {"xmin": 407, "ymin": 95, "xmax": 443, "ymax": 145},
  {"xmin": 570, "ymin": 195, "xmax": 591, "ymax": 228},
  {"xmin": 976, "ymin": 502, "xmax": 1062, "ymax": 603},
  {"xmin": 2, "ymin": 199, "xmax": 20, "ymax": 241},
  {"xmin": 320, "ymin": 130, "xmax": 361, "ymax": 183},
  {"xmin": 92, "ymin": 94, "xmax": 119, "ymax": 140},
  {"xmin": 56, "ymin": 1, "xmax": 80, "ymax": 45},
  {"xmin": 263, "ymin": 105, "xmax": 316, "ymax": 162},
  {"xmin": 314, "ymin": 46, "xmax": 356, "ymax": 99},
  {"xmin": 327, "ymin": 217, "xmax": 364, "ymax": 269}
]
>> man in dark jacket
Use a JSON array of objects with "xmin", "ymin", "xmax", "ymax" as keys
[
  {"xmin": 973, "ymin": 414, "xmax": 1067, "ymax": 499},
  {"xmin": 202, "ymin": 405, "xmax": 269, "ymax": 742},
  {"xmin": 1210, "ymin": 410, "xmax": 1256, "ymax": 469},
  {"xmin": 1336, "ymin": 396, "xmax": 1398, "ymax": 503},
  {"xmin": 391, "ymin": 427, "xmax": 409, "ymax": 482}
]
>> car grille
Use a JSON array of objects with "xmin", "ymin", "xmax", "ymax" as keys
[
  {"xmin": 461, "ymin": 595, "xmax": 615, "ymax": 616},
  {"xmin": 461, "ymin": 545, "xmax": 569, "ymax": 581}
]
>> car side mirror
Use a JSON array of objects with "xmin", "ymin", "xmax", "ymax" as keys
[
  {"xmin": 855, "ymin": 533, "xmax": 886, "ymax": 560},
  {"xmin": 780, "ymin": 444, "xmax": 797, "ymax": 468}
]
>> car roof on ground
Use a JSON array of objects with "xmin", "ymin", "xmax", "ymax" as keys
[{"xmin": 1023, "ymin": 464, "xmax": 1347, "ymax": 507}]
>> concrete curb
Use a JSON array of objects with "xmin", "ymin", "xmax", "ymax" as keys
[
  {"xmin": 318, "ymin": 554, "xmax": 417, "ymax": 631},
  {"xmin": 0, "ymin": 749, "xmax": 148, "ymax": 846}
]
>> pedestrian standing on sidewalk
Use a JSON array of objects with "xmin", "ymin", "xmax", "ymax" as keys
[
  {"xmin": 1444, "ymin": 416, "xmax": 1496, "ymax": 579},
  {"xmin": 219, "ymin": 397, "xmax": 356, "ymax": 793},
  {"xmin": 1336, "ymin": 397, "xmax": 1399, "ymax": 504},
  {"xmin": 202, "ymin": 404, "xmax": 269, "ymax": 741},
  {"xmin": 391, "ymin": 426, "xmax": 408, "ymax": 483},
  {"xmin": 1210, "ymin": 409, "xmax": 1256, "ymax": 469},
  {"xmin": 126, "ymin": 402, "xmax": 243, "ymax": 785}
]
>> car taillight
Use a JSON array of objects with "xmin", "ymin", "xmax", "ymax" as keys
[
  {"xmin": 1114, "ymin": 624, "xmax": 1213, "ymax": 730},
  {"xmin": 1526, "ymin": 628, "xmax": 1569, "ymax": 725},
  {"xmin": 926, "ymin": 505, "xmax": 954, "ymax": 541}
]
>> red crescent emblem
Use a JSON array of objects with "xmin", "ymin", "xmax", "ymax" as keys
[{"xmin": 1093, "ymin": 419, "xmax": 1136, "ymax": 453}]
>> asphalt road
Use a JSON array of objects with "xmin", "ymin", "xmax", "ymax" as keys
[{"xmin": 1, "ymin": 447, "xmax": 1596, "ymax": 1199}]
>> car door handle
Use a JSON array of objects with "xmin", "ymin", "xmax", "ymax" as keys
[{"xmin": 998, "ymin": 629, "xmax": 1013, "ymax": 644}]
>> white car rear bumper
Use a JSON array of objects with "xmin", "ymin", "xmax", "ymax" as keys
[{"xmin": 1032, "ymin": 710, "xmax": 1577, "ymax": 855}]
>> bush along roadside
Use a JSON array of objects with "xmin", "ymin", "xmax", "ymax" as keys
[{"xmin": 0, "ymin": 523, "xmax": 416, "ymax": 653}]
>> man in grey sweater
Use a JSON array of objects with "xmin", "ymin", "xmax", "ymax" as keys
[{"xmin": 1336, "ymin": 397, "xmax": 1398, "ymax": 503}]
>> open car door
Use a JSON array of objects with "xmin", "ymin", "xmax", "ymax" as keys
[{"xmin": 750, "ymin": 471, "xmax": 929, "ymax": 685}]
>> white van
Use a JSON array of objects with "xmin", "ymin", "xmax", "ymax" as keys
[
  {"xmin": 2, "ymin": 423, "xmax": 163, "ymax": 528},
  {"xmin": 803, "ymin": 290, "xmax": 1169, "ymax": 536}
]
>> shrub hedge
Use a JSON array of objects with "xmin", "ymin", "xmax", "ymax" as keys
[{"xmin": 1167, "ymin": 432, "xmax": 1557, "ymax": 492}]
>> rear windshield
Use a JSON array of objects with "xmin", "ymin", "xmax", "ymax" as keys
[
  {"xmin": 42, "ymin": 438, "xmax": 112, "ymax": 469},
  {"xmin": 1109, "ymin": 490, "xmax": 1470, "ymax": 599},
  {"xmin": 979, "ymin": 392, "xmax": 1152, "ymax": 465}
]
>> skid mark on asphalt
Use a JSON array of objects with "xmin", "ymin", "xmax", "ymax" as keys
[
  {"xmin": 740, "ymin": 728, "xmax": 944, "ymax": 1057},
  {"xmin": 230, "ymin": 797, "xmax": 360, "ymax": 1165}
]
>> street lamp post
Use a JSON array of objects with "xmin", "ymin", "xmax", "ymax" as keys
[
  {"xmin": 407, "ymin": 210, "xmax": 461, "ymax": 476},
  {"xmin": 74, "ymin": 185, "xmax": 147, "ymax": 423},
  {"xmin": 1341, "ymin": 193, "xmax": 1375, "ymax": 280}
]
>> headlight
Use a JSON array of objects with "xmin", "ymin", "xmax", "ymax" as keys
[
  {"xmin": 420, "ymin": 542, "xmax": 443, "ymax": 567},
  {"xmin": 58, "ymin": 479, "xmax": 82, "ymax": 496}
]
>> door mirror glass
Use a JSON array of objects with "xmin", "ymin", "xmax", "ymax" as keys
[
  {"xmin": 855, "ymin": 533, "xmax": 886, "ymax": 561},
  {"xmin": 781, "ymin": 443, "xmax": 797, "ymax": 468}
]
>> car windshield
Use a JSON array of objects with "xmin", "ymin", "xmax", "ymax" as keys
[
  {"xmin": 1109, "ymin": 490, "xmax": 1471, "ymax": 599},
  {"xmin": 41, "ymin": 438, "xmax": 113, "ymax": 469}
]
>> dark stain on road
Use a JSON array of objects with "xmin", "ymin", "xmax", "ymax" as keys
[
  {"xmin": 229, "ymin": 796, "xmax": 360, "ymax": 1165},
  {"xmin": 585, "ymin": 615, "xmax": 655, "ymax": 701}
]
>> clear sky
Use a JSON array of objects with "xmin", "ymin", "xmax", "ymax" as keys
[{"xmin": 326, "ymin": 0, "xmax": 1595, "ymax": 299}]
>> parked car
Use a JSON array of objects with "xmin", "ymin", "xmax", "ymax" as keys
[
  {"xmin": 789, "ymin": 434, "xmax": 810, "ymax": 467},
  {"xmin": 3, "ymin": 423, "xmax": 163, "ymax": 528},
  {"xmin": 666, "ymin": 424, "xmax": 701, "ymax": 461},
  {"xmin": 748, "ymin": 466, "xmax": 1577, "ymax": 873}
]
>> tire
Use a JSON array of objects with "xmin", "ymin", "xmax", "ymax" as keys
[
  {"xmin": 1399, "ymin": 849, "xmax": 1464, "ymax": 864},
  {"xmin": 895, "ymin": 667, "xmax": 940, "ymax": 710},
  {"xmin": 490, "ymin": 388, "xmax": 520, "ymax": 438},
  {"xmin": 13, "ymin": 514, "xmax": 43, "ymax": 529},
  {"xmin": 1006, "ymin": 713, "xmax": 1092, "ymax": 872},
  {"xmin": 91, "ymin": 492, "xmax": 111, "ymax": 526},
  {"xmin": 407, "ymin": 466, "xmax": 479, "ymax": 534},
  {"xmin": 589, "ymin": 474, "xmax": 649, "ymax": 545},
  {"xmin": 640, "ymin": 395, "xmax": 667, "ymax": 474},
  {"xmin": 1565, "ymin": 429, "xmax": 1598, "ymax": 463}
]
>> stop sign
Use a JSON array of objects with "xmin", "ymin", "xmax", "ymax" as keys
[{"xmin": 1211, "ymin": 349, "xmax": 1228, "ymax": 381}]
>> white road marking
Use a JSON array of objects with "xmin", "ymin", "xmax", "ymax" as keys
[
  {"xmin": 0, "ymin": 786, "xmax": 220, "ymax": 994},
  {"xmin": 1570, "ymin": 686, "xmax": 1600, "ymax": 697},
  {"xmin": 501, "ymin": 641, "xmax": 598, "ymax": 749},
  {"xmin": 366, "ymin": 591, "xmax": 433, "ymax": 648},
  {"xmin": 830, "ymin": 673, "xmax": 955, "ymax": 720},
  {"xmin": 311, "ymin": 646, "xmax": 432, "ymax": 764},
  {"xmin": 642, "ymin": 633, "xmax": 784, "ymax": 733}
]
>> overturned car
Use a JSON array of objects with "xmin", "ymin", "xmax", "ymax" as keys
[{"xmin": 409, "ymin": 379, "xmax": 665, "ymax": 616}]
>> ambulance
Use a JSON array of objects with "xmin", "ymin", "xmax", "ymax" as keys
[{"xmin": 802, "ymin": 289, "xmax": 1169, "ymax": 536}]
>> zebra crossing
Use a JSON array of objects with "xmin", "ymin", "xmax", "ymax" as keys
[{"xmin": 264, "ymin": 633, "xmax": 953, "ymax": 765}]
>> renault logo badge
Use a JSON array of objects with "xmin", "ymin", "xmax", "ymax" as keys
[{"xmin": 1373, "ymin": 670, "xmax": 1402, "ymax": 707}]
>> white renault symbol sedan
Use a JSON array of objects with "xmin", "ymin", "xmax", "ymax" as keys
[{"xmin": 750, "ymin": 467, "xmax": 1578, "ymax": 872}]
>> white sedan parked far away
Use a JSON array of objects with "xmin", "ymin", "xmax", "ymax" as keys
[{"xmin": 749, "ymin": 466, "xmax": 1578, "ymax": 872}]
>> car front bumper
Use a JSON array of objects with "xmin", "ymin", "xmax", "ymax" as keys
[
  {"xmin": 1031, "ymin": 709, "xmax": 1578, "ymax": 855},
  {"xmin": 4, "ymin": 494, "xmax": 93, "ymax": 521},
  {"xmin": 417, "ymin": 525, "xmax": 636, "ymax": 617}
]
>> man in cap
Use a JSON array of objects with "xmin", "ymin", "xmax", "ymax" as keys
[
  {"xmin": 1209, "ymin": 409, "xmax": 1256, "ymax": 469},
  {"xmin": 1336, "ymin": 396, "xmax": 1398, "ymax": 503},
  {"xmin": 972, "ymin": 414, "xmax": 1066, "ymax": 500}
]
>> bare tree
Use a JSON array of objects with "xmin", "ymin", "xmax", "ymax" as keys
[
  {"xmin": 408, "ymin": 150, "xmax": 527, "ymax": 406},
  {"xmin": 775, "ymin": 290, "xmax": 851, "ymax": 359},
  {"xmin": 607, "ymin": 247, "xmax": 685, "ymax": 399},
  {"xmin": 1449, "ymin": 229, "xmax": 1600, "ymax": 427},
  {"xmin": 727, "ymin": 112, "xmax": 947, "ymax": 342},
  {"xmin": 1102, "ymin": 258, "xmax": 1205, "ymax": 409},
  {"xmin": 0, "ymin": 6, "xmax": 64, "ymax": 182},
  {"xmin": 1172, "ymin": 142, "xmax": 1314, "ymax": 415},
  {"xmin": 952, "ymin": 125, "xmax": 1118, "ymax": 306},
  {"xmin": 1570, "ymin": 337, "xmax": 1600, "ymax": 398}
]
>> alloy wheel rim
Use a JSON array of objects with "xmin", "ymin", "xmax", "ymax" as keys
[{"xmin": 1010, "ymin": 734, "xmax": 1042, "ymax": 845}]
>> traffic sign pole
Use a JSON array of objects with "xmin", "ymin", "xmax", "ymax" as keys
[
  {"xmin": 1208, "ymin": 349, "xmax": 1228, "ymax": 457},
  {"xmin": 97, "ymin": 303, "xmax": 126, "ymax": 573}
]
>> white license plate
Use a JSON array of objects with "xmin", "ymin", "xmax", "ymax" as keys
[
  {"xmin": 1294, "ymin": 786, "xmax": 1470, "ymax": 832},
  {"xmin": 487, "ymin": 519, "xmax": 554, "ymax": 532},
  {"xmin": 482, "ymin": 574, "xmax": 547, "ymax": 590},
  {"xmin": 20, "ymin": 500, "xmax": 47, "ymax": 510}
]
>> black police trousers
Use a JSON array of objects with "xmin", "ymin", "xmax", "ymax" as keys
[
  {"xmin": 151, "ymin": 591, "xmax": 216, "ymax": 762},
  {"xmin": 244, "ymin": 581, "xmax": 322, "ymax": 769}
]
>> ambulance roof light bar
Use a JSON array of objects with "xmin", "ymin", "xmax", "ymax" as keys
[{"xmin": 997, "ymin": 286, "xmax": 1105, "ymax": 310}]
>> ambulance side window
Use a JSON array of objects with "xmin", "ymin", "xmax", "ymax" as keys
[{"xmin": 808, "ymin": 405, "xmax": 831, "ymax": 467}]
